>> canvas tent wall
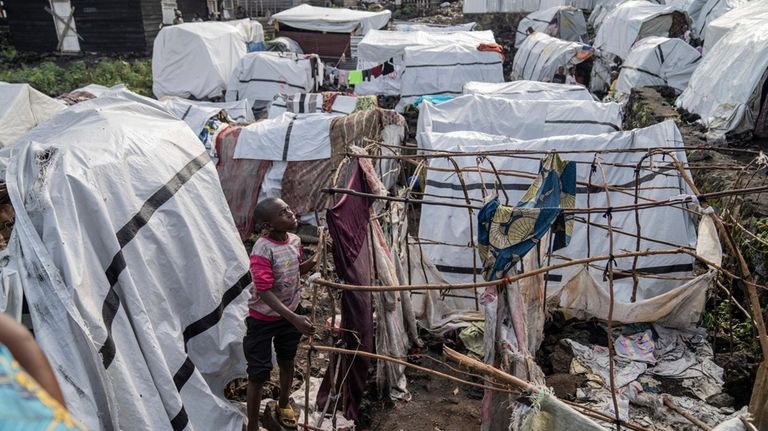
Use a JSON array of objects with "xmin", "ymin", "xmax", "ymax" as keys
[
  {"xmin": 684, "ymin": 0, "xmax": 752, "ymax": 38},
  {"xmin": 225, "ymin": 52, "xmax": 323, "ymax": 110},
  {"xmin": 400, "ymin": 45, "xmax": 504, "ymax": 101},
  {"xmin": 271, "ymin": 5, "xmax": 390, "ymax": 58},
  {"xmin": 511, "ymin": 32, "xmax": 593, "ymax": 82},
  {"xmin": 4, "ymin": 96, "xmax": 251, "ymax": 430},
  {"xmin": 702, "ymin": 0, "xmax": 768, "ymax": 51},
  {"xmin": 418, "ymin": 120, "xmax": 697, "ymax": 300},
  {"xmin": 152, "ymin": 19, "xmax": 264, "ymax": 99},
  {"xmin": 615, "ymin": 36, "xmax": 701, "ymax": 97},
  {"xmin": 416, "ymin": 94, "xmax": 622, "ymax": 149},
  {"xmin": 355, "ymin": 30, "xmax": 497, "ymax": 96},
  {"xmin": 0, "ymin": 83, "xmax": 66, "ymax": 148},
  {"xmin": 676, "ymin": 19, "xmax": 768, "ymax": 140},
  {"xmin": 463, "ymin": 80, "xmax": 596, "ymax": 101},
  {"xmin": 594, "ymin": 1, "xmax": 690, "ymax": 60},
  {"xmin": 515, "ymin": 6, "xmax": 588, "ymax": 47},
  {"xmin": 463, "ymin": 0, "xmax": 595, "ymax": 14}
]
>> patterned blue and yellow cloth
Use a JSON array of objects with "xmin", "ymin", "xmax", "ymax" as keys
[
  {"xmin": 478, "ymin": 153, "xmax": 576, "ymax": 281},
  {"xmin": 0, "ymin": 344, "xmax": 84, "ymax": 430}
]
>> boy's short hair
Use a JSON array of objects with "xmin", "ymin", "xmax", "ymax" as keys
[{"xmin": 253, "ymin": 197, "xmax": 282, "ymax": 229}]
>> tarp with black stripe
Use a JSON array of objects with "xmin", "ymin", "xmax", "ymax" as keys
[
  {"xmin": 418, "ymin": 120, "xmax": 698, "ymax": 301},
  {"xmin": 5, "ymin": 97, "xmax": 251, "ymax": 431}
]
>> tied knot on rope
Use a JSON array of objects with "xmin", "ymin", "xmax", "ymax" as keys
[
  {"xmin": 697, "ymin": 194, "xmax": 708, "ymax": 204},
  {"xmin": 590, "ymin": 162, "xmax": 597, "ymax": 174},
  {"xmin": 602, "ymin": 207, "xmax": 613, "ymax": 220},
  {"xmin": 603, "ymin": 254, "xmax": 618, "ymax": 281}
]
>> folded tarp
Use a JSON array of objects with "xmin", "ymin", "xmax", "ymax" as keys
[
  {"xmin": 594, "ymin": 1, "xmax": 689, "ymax": 60},
  {"xmin": 511, "ymin": 32, "xmax": 592, "ymax": 82},
  {"xmin": 416, "ymin": 94, "xmax": 622, "ymax": 149},
  {"xmin": 225, "ymin": 52, "xmax": 323, "ymax": 108},
  {"xmin": 462, "ymin": 80, "xmax": 595, "ymax": 101},
  {"xmin": 418, "ymin": 120, "xmax": 698, "ymax": 302},
  {"xmin": 616, "ymin": 36, "xmax": 702, "ymax": 97},
  {"xmin": 5, "ymin": 97, "xmax": 250, "ymax": 430},
  {"xmin": 702, "ymin": 0, "xmax": 768, "ymax": 51},
  {"xmin": 152, "ymin": 20, "xmax": 264, "ymax": 99},
  {"xmin": 270, "ymin": 4, "xmax": 390, "ymax": 35},
  {"xmin": 400, "ymin": 44, "xmax": 504, "ymax": 99},
  {"xmin": 0, "ymin": 82, "xmax": 66, "ymax": 148},
  {"xmin": 515, "ymin": 6, "xmax": 588, "ymax": 48},
  {"xmin": 234, "ymin": 113, "xmax": 341, "ymax": 161},
  {"xmin": 355, "ymin": 30, "xmax": 496, "ymax": 96},
  {"xmin": 676, "ymin": 18, "xmax": 768, "ymax": 139}
]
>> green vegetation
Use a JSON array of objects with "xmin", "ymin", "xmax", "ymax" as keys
[
  {"xmin": 0, "ymin": 58, "xmax": 153, "ymax": 97},
  {"xmin": 703, "ymin": 298, "xmax": 759, "ymax": 354}
]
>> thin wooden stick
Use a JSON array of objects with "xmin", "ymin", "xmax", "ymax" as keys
[{"xmin": 662, "ymin": 395, "xmax": 713, "ymax": 431}]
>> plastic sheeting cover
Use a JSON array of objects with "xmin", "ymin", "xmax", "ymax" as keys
[
  {"xmin": 270, "ymin": 4, "xmax": 390, "ymax": 35},
  {"xmin": 5, "ymin": 97, "xmax": 251, "ymax": 430},
  {"xmin": 676, "ymin": 18, "xmax": 768, "ymax": 138},
  {"xmin": 511, "ymin": 32, "xmax": 590, "ymax": 82},
  {"xmin": 225, "ymin": 52, "xmax": 323, "ymax": 107},
  {"xmin": 152, "ymin": 20, "xmax": 265, "ymax": 99},
  {"xmin": 0, "ymin": 82, "xmax": 66, "ymax": 148},
  {"xmin": 594, "ymin": 1, "xmax": 688, "ymax": 59},
  {"xmin": 418, "ymin": 120, "xmax": 697, "ymax": 301},
  {"xmin": 615, "ymin": 36, "xmax": 702, "ymax": 96},
  {"xmin": 394, "ymin": 22, "xmax": 478, "ymax": 32},
  {"xmin": 702, "ymin": 0, "xmax": 768, "ymax": 51},
  {"xmin": 464, "ymin": 0, "xmax": 595, "ymax": 14},
  {"xmin": 416, "ymin": 94, "xmax": 622, "ymax": 149},
  {"xmin": 515, "ymin": 6, "xmax": 588, "ymax": 47},
  {"xmin": 400, "ymin": 45, "xmax": 504, "ymax": 99},
  {"xmin": 462, "ymin": 80, "xmax": 596, "ymax": 101}
]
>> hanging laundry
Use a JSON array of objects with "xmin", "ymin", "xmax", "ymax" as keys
[
  {"xmin": 348, "ymin": 70, "xmax": 363, "ymax": 85},
  {"xmin": 477, "ymin": 153, "xmax": 576, "ymax": 281},
  {"xmin": 353, "ymin": 95, "xmax": 378, "ymax": 113},
  {"xmin": 322, "ymin": 91, "xmax": 342, "ymax": 113},
  {"xmin": 382, "ymin": 59, "xmax": 395, "ymax": 76},
  {"xmin": 370, "ymin": 64, "xmax": 383, "ymax": 78},
  {"xmin": 338, "ymin": 70, "xmax": 350, "ymax": 86},
  {"xmin": 362, "ymin": 69, "xmax": 372, "ymax": 82}
]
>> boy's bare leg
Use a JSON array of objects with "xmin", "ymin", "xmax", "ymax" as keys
[
  {"xmin": 247, "ymin": 380, "xmax": 264, "ymax": 431},
  {"xmin": 278, "ymin": 359, "xmax": 295, "ymax": 409}
]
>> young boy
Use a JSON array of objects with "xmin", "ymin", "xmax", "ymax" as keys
[{"xmin": 245, "ymin": 197, "xmax": 317, "ymax": 431}]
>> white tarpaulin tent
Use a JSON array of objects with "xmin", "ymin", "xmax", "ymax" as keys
[
  {"xmin": 152, "ymin": 20, "xmax": 264, "ymax": 99},
  {"xmin": 355, "ymin": 30, "xmax": 496, "ymax": 96},
  {"xmin": 463, "ymin": 80, "xmax": 596, "ymax": 101},
  {"xmin": 270, "ymin": 4, "xmax": 390, "ymax": 35},
  {"xmin": 515, "ymin": 6, "xmax": 589, "ymax": 47},
  {"xmin": 267, "ymin": 93, "xmax": 360, "ymax": 118},
  {"xmin": 5, "ymin": 97, "xmax": 251, "ymax": 430},
  {"xmin": 400, "ymin": 45, "xmax": 504, "ymax": 99},
  {"xmin": 511, "ymin": 32, "xmax": 592, "ymax": 82},
  {"xmin": 418, "ymin": 120, "xmax": 697, "ymax": 302},
  {"xmin": 394, "ymin": 22, "xmax": 478, "ymax": 32},
  {"xmin": 0, "ymin": 82, "xmax": 65, "ymax": 148},
  {"xmin": 676, "ymin": 18, "xmax": 768, "ymax": 139},
  {"xmin": 233, "ymin": 112, "xmax": 341, "ymax": 161},
  {"xmin": 464, "ymin": 0, "xmax": 594, "ymax": 14},
  {"xmin": 589, "ymin": 0, "xmax": 632, "ymax": 29},
  {"xmin": 692, "ymin": 0, "xmax": 752, "ymax": 40},
  {"xmin": 615, "ymin": 36, "xmax": 702, "ymax": 97},
  {"xmin": 417, "ymin": 94, "xmax": 622, "ymax": 148},
  {"xmin": 225, "ymin": 52, "xmax": 323, "ymax": 109},
  {"xmin": 594, "ymin": 1, "xmax": 690, "ymax": 60},
  {"xmin": 702, "ymin": 0, "xmax": 768, "ymax": 51}
]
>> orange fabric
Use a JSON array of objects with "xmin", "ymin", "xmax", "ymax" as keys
[{"xmin": 477, "ymin": 43, "xmax": 505, "ymax": 61}]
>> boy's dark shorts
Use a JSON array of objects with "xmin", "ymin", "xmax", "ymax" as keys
[{"xmin": 243, "ymin": 316, "xmax": 302, "ymax": 383}]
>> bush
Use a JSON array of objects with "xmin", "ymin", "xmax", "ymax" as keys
[{"xmin": 0, "ymin": 58, "xmax": 153, "ymax": 97}]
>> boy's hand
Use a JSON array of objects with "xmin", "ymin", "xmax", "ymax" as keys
[{"xmin": 291, "ymin": 314, "xmax": 315, "ymax": 336}]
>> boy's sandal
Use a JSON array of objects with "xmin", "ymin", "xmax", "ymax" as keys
[{"xmin": 277, "ymin": 405, "xmax": 298, "ymax": 429}]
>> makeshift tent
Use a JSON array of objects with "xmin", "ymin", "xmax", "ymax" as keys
[
  {"xmin": 594, "ymin": 1, "xmax": 690, "ymax": 60},
  {"xmin": 400, "ymin": 44, "xmax": 504, "ymax": 100},
  {"xmin": 225, "ymin": 52, "xmax": 323, "ymax": 110},
  {"xmin": 702, "ymin": 0, "xmax": 768, "ymax": 51},
  {"xmin": 615, "ymin": 36, "xmax": 702, "ymax": 97},
  {"xmin": 355, "ymin": 30, "xmax": 496, "ymax": 96},
  {"xmin": 270, "ymin": 4, "xmax": 390, "ymax": 34},
  {"xmin": 511, "ymin": 32, "xmax": 593, "ymax": 82},
  {"xmin": 4, "ymin": 97, "xmax": 250, "ymax": 430},
  {"xmin": 676, "ymin": 18, "xmax": 768, "ymax": 139},
  {"xmin": 161, "ymin": 97, "xmax": 255, "ymax": 134},
  {"xmin": 464, "ymin": 0, "xmax": 595, "ymax": 14},
  {"xmin": 515, "ymin": 6, "xmax": 589, "ymax": 47},
  {"xmin": 265, "ymin": 37, "xmax": 303, "ymax": 54},
  {"xmin": 589, "ymin": 0, "xmax": 631, "ymax": 29},
  {"xmin": 0, "ymin": 83, "xmax": 65, "ymax": 148},
  {"xmin": 393, "ymin": 22, "xmax": 478, "ymax": 32},
  {"xmin": 418, "ymin": 120, "xmax": 697, "ymax": 299},
  {"xmin": 152, "ymin": 19, "xmax": 264, "ymax": 99},
  {"xmin": 417, "ymin": 95, "xmax": 622, "ymax": 149},
  {"xmin": 270, "ymin": 5, "xmax": 391, "ymax": 58},
  {"xmin": 462, "ymin": 80, "xmax": 596, "ymax": 101},
  {"xmin": 692, "ymin": 0, "xmax": 752, "ymax": 39}
]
